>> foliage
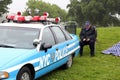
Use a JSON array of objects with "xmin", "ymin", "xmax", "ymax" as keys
[
  {"xmin": 37, "ymin": 27, "xmax": 120, "ymax": 80},
  {"xmin": 24, "ymin": 0, "xmax": 67, "ymax": 21},
  {"xmin": 0, "ymin": 0, "xmax": 12, "ymax": 16},
  {"xmin": 67, "ymin": 0, "xmax": 120, "ymax": 26}
]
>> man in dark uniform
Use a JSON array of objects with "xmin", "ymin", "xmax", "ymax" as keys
[{"xmin": 79, "ymin": 21, "xmax": 97, "ymax": 57}]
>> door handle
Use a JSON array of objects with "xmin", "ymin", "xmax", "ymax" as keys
[
  {"xmin": 67, "ymin": 44, "xmax": 69, "ymax": 46},
  {"xmin": 56, "ymin": 48, "xmax": 59, "ymax": 51}
]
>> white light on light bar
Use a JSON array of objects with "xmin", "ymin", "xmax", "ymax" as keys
[
  {"xmin": 25, "ymin": 16, "xmax": 32, "ymax": 21},
  {"xmin": 47, "ymin": 17, "xmax": 60, "ymax": 23},
  {"xmin": 40, "ymin": 16, "xmax": 47, "ymax": 21}
]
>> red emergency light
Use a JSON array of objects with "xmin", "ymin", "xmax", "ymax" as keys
[
  {"xmin": 43, "ymin": 12, "xmax": 49, "ymax": 17},
  {"xmin": 55, "ymin": 17, "xmax": 60, "ymax": 23},
  {"xmin": 6, "ymin": 14, "xmax": 16, "ymax": 20},
  {"xmin": 32, "ymin": 16, "xmax": 40, "ymax": 21},
  {"xmin": 17, "ymin": 16, "xmax": 25, "ymax": 22},
  {"xmin": 47, "ymin": 17, "xmax": 60, "ymax": 23},
  {"xmin": 13, "ymin": 12, "xmax": 25, "ymax": 22},
  {"xmin": 17, "ymin": 11, "xmax": 21, "ymax": 16}
]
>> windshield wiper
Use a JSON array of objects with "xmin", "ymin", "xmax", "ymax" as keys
[{"xmin": 0, "ymin": 44, "xmax": 15, "ymax": 48}]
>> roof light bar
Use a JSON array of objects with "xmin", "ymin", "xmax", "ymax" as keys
[{"xmin": 6, "ymin": 11, "xmax": 60, "ymax": 24}]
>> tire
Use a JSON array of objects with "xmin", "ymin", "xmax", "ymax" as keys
[
  {"xmin": 64, "ymin": 55, "xmax": 73, "ymax": 69},
  {"xmin": 17, "ymin": 67, "xmax": 33, "ymax": 80}
]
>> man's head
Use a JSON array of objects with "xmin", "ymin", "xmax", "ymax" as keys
[{"xmin": 85, "ymin": 21, "xmax": 91, "ymax": 30}]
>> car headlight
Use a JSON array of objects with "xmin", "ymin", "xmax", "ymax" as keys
[{"xmin": 0, "ymin": 71, "xmax": 9, "ymax": 79}]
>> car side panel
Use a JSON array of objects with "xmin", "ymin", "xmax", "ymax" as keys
[{"xmin": 34, "ymin": 34, "xmax": 80, "ymax": 79}]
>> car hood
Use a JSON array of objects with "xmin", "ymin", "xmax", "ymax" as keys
[{"xmin": 0, "ymin": 48, "xmax": 36, "ymax": 69}]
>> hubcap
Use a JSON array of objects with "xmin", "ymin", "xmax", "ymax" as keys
[{"xmin": 21, "ymin": 72, "xmax": 30, "ymax": 80}]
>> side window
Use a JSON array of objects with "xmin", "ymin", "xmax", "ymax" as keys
[
  {"xmin": 42, "ymin": 28, "xmax": 55, "ymax": 46},
  {"xmin": 51, "ymin": 26, "xmax": 66, "ymax": 43},
  {"xmin": 62, "ymin": 28, "xmax": 72, "ymax": 40}
]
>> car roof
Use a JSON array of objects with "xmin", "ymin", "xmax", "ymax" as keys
[{"xmin": 0, "ymin": 23, "xmax": 52, "ymax": 29}]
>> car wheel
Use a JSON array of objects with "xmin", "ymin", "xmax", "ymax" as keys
[
  {"xmin": 64, "ymin": 55, "xmax": 73, "ymax": 69},
  {"xmin": 17, "ymin": 67, "xmax": 33, "ymax": 80}
]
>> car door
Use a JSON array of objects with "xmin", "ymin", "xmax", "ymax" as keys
[
  {"xmin": 36, "ymin": 27, "xmax": 62, "ymax": 77},
  {"xmin": 50, "ymin": 26, "xmax": 70, "ymax": 64},
  {"xmin": 40, "ymin": 26, "xmax": 70, "ymax": 66}
]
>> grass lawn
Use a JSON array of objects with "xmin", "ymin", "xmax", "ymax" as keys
[{"xmin": 38, "ymin": 27, "xmax": 120, "ymax": 80}]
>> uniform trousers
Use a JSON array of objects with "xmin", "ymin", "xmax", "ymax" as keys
[{"xmin": 80, "ymin": 41, "xmax": 95, "ymax": 56}]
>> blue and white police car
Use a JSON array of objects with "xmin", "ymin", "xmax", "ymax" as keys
[{"xmin": 0, "ymin": 12, "xmax": 80, "ymax": 80}]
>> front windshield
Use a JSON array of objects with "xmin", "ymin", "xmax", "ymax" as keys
[{"xmin": 0, "ymin": 26, "xmax": 40, "ymax": 49}]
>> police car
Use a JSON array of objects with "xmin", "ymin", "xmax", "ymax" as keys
[{"xmin": 0, "ymin": 12, "xmax": 80, "ymax": 80}]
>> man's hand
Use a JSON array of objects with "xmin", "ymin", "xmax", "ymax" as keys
[
  {"xmin": 83, "ymin": 38, "xmax": 86, "ymax": 41},
  {"xmin": 86, "ymin": 38, "xmax": 90, "ymax": 41}
]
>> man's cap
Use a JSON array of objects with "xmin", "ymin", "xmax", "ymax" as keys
[{"xmin": 85, "ymin": 21, "xmax": 91, "ymax": 26}]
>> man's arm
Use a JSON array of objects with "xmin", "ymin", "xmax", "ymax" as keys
[
  {"xmin": 88, "ymin": 27, "xmax": 97, "ymax": 41},
  {"xmin": 79, "ymin": 28, "xmax": 85, "ymax": 41}
]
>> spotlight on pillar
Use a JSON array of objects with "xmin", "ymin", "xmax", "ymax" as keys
[
  {"xmin": 26, "ymin": 8, "xmax": 32, "ymax": 15},
  {"xmin": 34, "ymin": 8, "xmax": 40, "ymax": 15}
]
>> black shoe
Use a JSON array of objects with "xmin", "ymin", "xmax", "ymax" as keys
[
  {"xmin": 90, "ymin": 54, "xmax": 95, "ymax": 57},
  {"xmin": 80, "ymin": 54, "xmax": 83, "ymax": 57},
  {"xmin": 80, "ymin": 55, "xmax": 82, "ymax": 57}
]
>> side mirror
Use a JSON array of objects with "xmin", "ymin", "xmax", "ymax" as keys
[
  {"xmin": 41, "ymin": 43, "xmax": 52, "ymax": 52},
  {"xmin": 33, "ymin": 39, "xmax": 40, "ymax": 47}
]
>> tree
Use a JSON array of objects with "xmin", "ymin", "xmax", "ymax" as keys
[
  {"xmin": 0, "ymin": 0, "xmax": 12, "ymax": 16},
  {"xmin": 67, "ymin": 0, "xmax": 120, "ymax": 26},
  {"xmin": 24, "ymin": 0, "xmax": 67, "ymax": 21}
]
